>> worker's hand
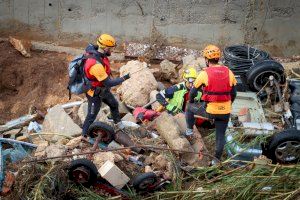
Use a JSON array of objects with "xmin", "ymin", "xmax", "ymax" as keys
[{"xmin": 122, "ymin": 73, "xmax": 130, "ymax": 80}]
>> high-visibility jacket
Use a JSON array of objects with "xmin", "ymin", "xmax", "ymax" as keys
[
  {"xmin": 84, "ymin": 56, "xmax": 111, "ymax": 88},
  {"xmin": 201, "ymin": 66, "xmax": 232, "ymax": 102},
  {"xmin": 165, "ymin": 82, "xmax": 201, "ymax": 114}
]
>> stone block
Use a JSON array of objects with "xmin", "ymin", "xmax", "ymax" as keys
[{"xmin": 98, "ymin": 160, "xmax": 130, "ymax": 189}]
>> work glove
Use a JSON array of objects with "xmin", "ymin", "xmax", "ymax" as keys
[{"xmin": 122, "ymin": 73, "xmax": 130, "ymax": 80}]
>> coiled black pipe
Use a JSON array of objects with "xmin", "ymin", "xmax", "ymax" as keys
[{"xmin": 223, "ymin": 45, "xmax": 270, "ymax": 75}]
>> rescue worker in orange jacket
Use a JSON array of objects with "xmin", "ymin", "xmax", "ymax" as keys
[
  {"xmin": 81, "ymin": 34, "xmax": 130, "ymax": 140},
  {"xmin": 185, "ymin": 45, "xmax": 237, "ymax": 164}
]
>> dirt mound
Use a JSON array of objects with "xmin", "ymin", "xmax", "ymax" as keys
[{"xmin": 0, "ymin": 41, "xmax": 71, "ymax": 123}]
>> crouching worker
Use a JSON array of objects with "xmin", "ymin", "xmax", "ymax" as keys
[
  {"xmin": 185, "ymin": 45, "xmax": 237, "ymax": 164},
  {"xmin": 81, "ymin": 34, "xmax": 130, "ymax": 141},
  {"xmin": 156, "ymin": 68, "xmax": 202, "ymax": 115}
]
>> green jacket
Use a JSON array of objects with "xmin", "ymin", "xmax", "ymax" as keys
[{"xmin": 156, "ymin": 82, "xmax": 201, "ymax": 115}]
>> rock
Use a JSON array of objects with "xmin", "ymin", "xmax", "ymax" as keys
[
  {"xmin": 114, "ymin": 95, "xmax": 130, "ymax": 115},
  {"xmin": 56, "ymin": 138, "xmax": 70, "ymax": 145},
  {"xmin": 34, "ymin": 141, "xmax": 49, "ymax": 157},
  {"xmin": 182, "ymin": 55, "xmax": 205, "ymax": 72},
  {"xmin": 65, "ymin": 136, "xmax": 82, "ymax": 149},
  {"xmin": 154, "ymin": 155, "xmax": 168, "ymax": 170},
  {"xmin": 149, "ymin": 90, "xmax": 161, "ymax": 111},
  {"xmin": 77, "ymin": 102, "xmax": 107, "ymax": 124},
  {"xmin": 144, "ymin": 152, "xmax": 156, "ymax": 165},
  {"xmin": 107, "ymin": 141, "xmax": 122, "ymax": 149},
  {"xmin": 45, "ymin": 144, "xmax": 66, "ymax": 160},
  {"xmin": 145, "ymin": 165, "xmax": 153, "ymax": 173},
  {"xmin": 9, "ymin": 36, "xmax": 31, "ymax": 57},
  {"xmin": 150, "ymin": 68, "xmax": 161, "ymax": 79},
  {"xmin": 122, "ymin": 113, "xmax": 137, "ymax": 123},
  {"xmin": 153, "ymin": 112, "xmax": 196, "ymax": 165},
  {"xmin": 16, "ymin": 135, "xmax": 29, "ymax": 142},
  {"xmin": 43, "ymin": 105, "xmax": 82, "ymax": 138},
  {"xmin": 174, "ymin": 113, "xmax": 187, "ymax": 133},
  {"xmin": 118, "ymin": 61, "xmax": 158, "ymax": 107},
  {"xmin": 191, "ymin": 127, "xmax": 209, "ymax": 167},
  {"xmin": 166, "ymin": 162, "xmax": 174, "ymax": 179},
  {"xmin": 160, "ymin": 60, "xmax": 178, "ymax": 81},
  {"xmin": 72, "ymin": 148, "xmax": 86, "ymax": 160},
  {"xmin": 93, "ymin": 152, "xmax": 123, "ymax": 169}
]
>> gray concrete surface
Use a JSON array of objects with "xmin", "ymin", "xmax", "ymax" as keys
[{"xmin": 0, "ymin": 0, "xmax": 299, "ymax": 56}]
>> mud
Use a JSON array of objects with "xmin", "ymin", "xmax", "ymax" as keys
[{"xmin": 0, "ymin": 41, "xmax": 70, "ymax": 123}]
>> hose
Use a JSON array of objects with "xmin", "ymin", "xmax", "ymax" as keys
[{"xmin": 223, "ymin": 45, "xmax": 270, "ymax": 75}]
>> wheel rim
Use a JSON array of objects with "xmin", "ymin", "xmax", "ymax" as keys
[
  {"xmin": 253, "ymin": 70, "xmax": 281, "ymax": 91},
  {"xmin": 275, "ymin": 141, "xmax": 300, "ymax": 163},
  {"xmin": 92, "ymin": 129, "xmax": 109, "ymax": 142},
  {"xmin": 139, "ymin": 178, "xmax": 156, "ymax": 190},
  {"xmin": 72, "ymin": 167, "xmax": 90, "ymax": 184}
]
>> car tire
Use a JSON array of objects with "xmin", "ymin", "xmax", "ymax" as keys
[
  {"xmin": 246, "ymin": 60, "xmax": 285, "ymax": 91},
  {"xmin": 265, "ymin": 129, "xmax": 300, "ymax": 164},
  {"xmin": 132, "ymin": 172, "xmax": 158, "ymax": 192},
  {"xmin": 87, "ymin": 121, "xmax": 115, "ymax": 144},
  {"xmin": 68, "ymin": 159, "xmax": 99, "ymax": 186}
]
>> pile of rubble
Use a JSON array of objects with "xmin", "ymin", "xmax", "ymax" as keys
[{"xmin": 0, "ymin": 56, "xmax": 210, "ymax": 198}]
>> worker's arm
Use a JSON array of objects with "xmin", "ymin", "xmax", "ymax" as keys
[
  {"xmin": 229, "ymin": 70, "xmax": 237, "ymax": 103},
  {"xmin": 156, "ymin": 85, "xmax": 179, "ymax": 106},
  {"xmin": 190, "ymin": 71, "xmax": 207, "ymax": 103},
  {"xmin": 89, "ymin": 64, "xmax": 130, "ymax": 87},
  {"xmin": 102, "ymin": 74, "xmax": 129, "ymax": 87},
  {"xmin": 231, "ymin": 85, "xmax": 237, "ymax": 103}
]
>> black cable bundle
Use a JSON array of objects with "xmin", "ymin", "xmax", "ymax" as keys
[{"xmin": 223, "ymin": 45, "xmax": 270, "ymax": 75}]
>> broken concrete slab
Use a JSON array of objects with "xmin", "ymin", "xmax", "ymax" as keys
[
  {"xmin": 9, "ymin": 36, "xmax": 31, "ymax": 57},
  {"xmin": 42, "ymin": 105, "xmax": 82, "ymax": 138},
  {"xmin": 160, "ymin": 60, "xmax": 178, "ymax": 81},
  {"xmin": 125, "ymin": 42, "xmax": 201, "ymax": 61},
  {"xmin": 118, "ymin": 60, "xmax": 158, "ymax": 107},
  {"xmin": 31, "ymin": 41, "xmax": 124, "ymax": 61},
  {"xmin": 153, "ymin": 112, "xmax": 196, "ymax": 165},
  {"xmin": 0, "ymin": 114, "xmax": 39, "ymax": 134}
]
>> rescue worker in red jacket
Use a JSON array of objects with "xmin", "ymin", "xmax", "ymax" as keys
[
  {"xmin": 185, "ymin": 45, "xmax": 237, "ymax": 164},
  {"xmin": 81, "ymin": 34, "xmax": 130, "ymax": 140}
]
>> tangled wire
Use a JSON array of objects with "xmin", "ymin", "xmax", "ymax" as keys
[{"xmin": 223, "ymin": 45, "xmax": 270, "ymax": 75}]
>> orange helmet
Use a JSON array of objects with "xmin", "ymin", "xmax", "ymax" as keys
[{"xmin": 203, "ymin": 45, "xmax": 221, "ymax": 59}]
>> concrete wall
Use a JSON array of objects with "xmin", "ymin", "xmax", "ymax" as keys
[{"xmin": 0, "ymin": 0, "xmax": 299, "ymax": 56}]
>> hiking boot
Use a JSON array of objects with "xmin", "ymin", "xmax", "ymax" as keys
[{"xmin": 185, "ymin": 128, "xmax": 195, "ymax": 144}]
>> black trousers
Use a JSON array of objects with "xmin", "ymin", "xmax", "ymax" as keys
[
  {"xmin": 186, "ymin": 102, "xmax": 230, "ymax": 160},
  {"xmin": 82, "ymin": 89, "xmax": 121, "ymax": 136}
]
